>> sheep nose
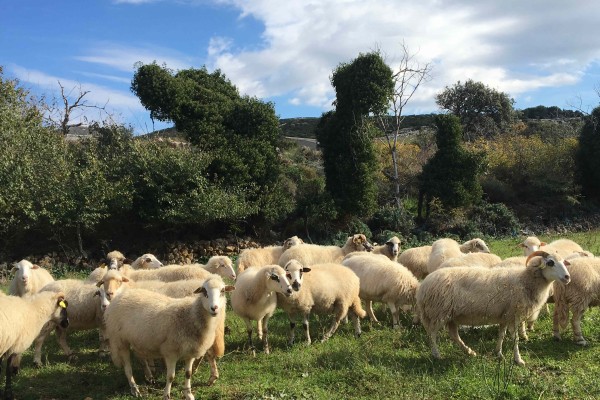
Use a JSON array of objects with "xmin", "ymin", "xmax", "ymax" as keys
[
  {"xmin": 211, "ymin": 305, "xmax": 219, "ymax": 312},
  {"xmin": 286, "ymin": 288, "xmax": 293, "ymax": 295},
  {"xmin": 564, "ymin": 275, "xmax": 571, "ymax": 283}
]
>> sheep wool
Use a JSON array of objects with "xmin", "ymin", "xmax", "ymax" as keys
[
  {"xmin": 427, "ymin": 238, "xmax": 490, "ymax": 274},
  {"xmin": 278, "ymin": 234, "xmax": 373, "ymax": 267},
  {"xmin": 9, "ymin": 260, "xmax": 55, "ymax": 297},
  {"xmin": 398, "ymin": 245, "xmax": 433, "ymax": 280}
]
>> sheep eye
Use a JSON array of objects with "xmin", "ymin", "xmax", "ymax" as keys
[
  {"xmin": 546, "ymin": 260, "xmax": 555, "ymax": 267},
  {"xmin": 270, "ymin": 274, "xmax": 280, "ymax": 282},
  {"xmin": 286, "ymin": 273, "xmax": 292, "ymax": 280}
]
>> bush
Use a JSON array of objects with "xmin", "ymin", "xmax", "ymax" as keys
[
  {"xmin": 467, "ymin": 202, "xmax": 520, "ymax": 237},
  {"xmin": 369, "ymin": 205, "xmax": 415, "ymax": 238}
]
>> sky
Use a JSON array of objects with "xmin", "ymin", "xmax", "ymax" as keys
[{"xmin": 2, "ymin": 0, "xmax": 600, "ymax": 135}]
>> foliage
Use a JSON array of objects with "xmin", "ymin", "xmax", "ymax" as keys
[
  {"xmin": 466, "ymin": 202, "xmax": 521, "ymax": 237},
  {"xmin": 436, "ymin": 79, "xmax": 515, "ymax": 140},
  {"xmin": 418, "ymin": 115, "xmax": 485, "ymax": 219},
  {"xmin": 576, "ymin": 106, "xmax": 600, "ymax": 201},
  {"xmin": 520, "ymin": 105, "xmax": 584, "ymax": 120},
  {"xmin": 369, "ymin": 204, "xmax": 415, "ymax": 238}
]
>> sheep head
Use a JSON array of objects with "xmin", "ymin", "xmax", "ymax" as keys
[{"xmin": 525, "ymin": 250, "xmax": 570, "ymax": 284}]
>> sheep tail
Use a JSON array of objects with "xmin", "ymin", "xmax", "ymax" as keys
[
  {"xmin": 553, "ymin": 282, "xmax": 569, "ymax": 331},
  {"xmin": 351, "ymin": 297, "xmax": 367, "ymax": 319}
]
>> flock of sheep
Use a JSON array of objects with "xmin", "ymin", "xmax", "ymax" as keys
[{"xmin": 1, "ymin": 233, "xmax": 599, "ymax": 399}]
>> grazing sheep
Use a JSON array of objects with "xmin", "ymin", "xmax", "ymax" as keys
[
  {"xmin": 8, "ymin": 260, "xmax": 55, "ymax": 297},
  {"xmin": 130, "ymin": 253, "xmax": 163, "ymax": 269},
  {"xmin": 230, "ymin": 265, "xmax": 293, "ymax": 354},
  {"xmin": 278, "ymin": 260, "xmax": 366, "ymax": 344},
  {"xmin": 104, "ymin": 276, "xmax": 234, "ymax": 399},
  {"xmin": 236, "ymin": 236, "xmax": 304, "ymax": 273},
  {"xmin": 193, "ymin": 256, "xmax": 237, "ymax": 281},
  {"xmin": 427, "ymin": 238, "xmax": 490, "ymax": 274},
  {"xmin": 438, "ymin": 252, "xmax": 502, "ymax": 269},
  {"xmin": 0, "ymin": 291, "xmax": 68, "ymax": 400},
  {"xmin": 398, "ymin": 245, "xmax": 432, "ymax": 280},
  {"xmin": 553, "ymin": 256, "xmax": 600, "ymax": 345},
  {"xmin": 278, "ymin": 234, "xmax": 374, "ymax": 267},
  {"xmin": 416, "ymin": 250, "xmax": 571, "ymax": 365},
  {"xmin": 371, "ymin": 236, "xmax": 402, "ymax": 262},
  {"xmin": 341, "ymin": 255, "xmax": 418, "ymax": 329},
  {"xmin": 33, "ymin": 279, "xmax": 109, "ymax": 366}
]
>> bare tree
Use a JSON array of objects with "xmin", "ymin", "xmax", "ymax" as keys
[
  {"xmin": 43, "ymin": 81, "xmax": 111, "ymax": 135},
  {"xmin": 378, "ymin": 42, "xmax": 432, "ymax": 207}
]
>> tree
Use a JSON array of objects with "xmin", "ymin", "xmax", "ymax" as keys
[
  {"xmin": 435, "ymin": 79, "xmax": 515, "ymax": 140},
  {"xmin": 377, "ymin": 43, "xmax": 432, "ymax": 207},
  {"xmin": 417, "ymin": 115, "xmax": 485, "ymax": 220},
  {"xmin": 316, "ymin": 52, "xmax": 394, "ymax": 218},
  {"xmin": 575, "ymin": 106, "xmax": 600, "ymax": 201}
]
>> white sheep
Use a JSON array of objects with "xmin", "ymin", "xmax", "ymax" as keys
[
  {"xmin": 398, "ymin": 245, "xmax": 432, "ymax": 280},
  {"xmin": 104, "ymin": 276, "xmax": 234, "ymax": 399},
  {"xmin": 118, "ymin": 263, "xmax": 214, "ymax": 284},
  {"xmin": 8, "ymin": 259, "xmax": 55, "ymax": 297},
  {"xmin": 192, "ymin": 255, "xmax": 237, "ymax": 281},
  {"xmin": 32, "ymin": 279, "xmax": 108, "ymax": 366},
  {"xmin": 230, "ymin": 265, "xmax": 293, "ymax": 354},
  {"xmin": 278, "ymin": 260, "xmax": 366, "ymax": 344},
  {"xmin": 278, "ymin": 234, "xmax": 374, "ymax": 267},
  {"xmin": 106, "ymin": 250, "xmax": 127, "ymax": 269},
  {"xmin": 371, "ymin": 236, "xmax": 402, "ymax": 262},
  {"xmin": 236, "ymin": 236, "xmax": 304, "ymax": 273},
  {"xmin": 438, "ymin": 252, "xmax": 502, "ymax": 269},
  {"xmin": 130, "ymin": 253, "xmax": 163, "ymax": 269},
  {"xmin": 0, "ymin": 291, "xmax": 68, "ymax": 399},
  {"xmin": 552, "ymin": 256, "xmax": 600, "ymax": 345},
  {"xmin": 341, "ymin": 254, "xmax": 418, "ymax": 329},
  {"xmin": 427, "ymin": 238, "xmax": 490, "ymax": 274},
  {"xmin": 416, "ymin": 250, "xmax": 571, "ymax": 365},
  {"xmin": 519, "ymin": 236, "xmax": 543, "ymax": 256},
  {"xmin": 542, "ymin": 238, "xmax": 585, "ymax": 258}
]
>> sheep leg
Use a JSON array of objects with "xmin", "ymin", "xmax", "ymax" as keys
[
  {"xmin": 552, "ymin": 305, "xmax": 563, "ymax": 341},
  {"xmin": 511, "ymin": 320, "xmax": 525, "ymax": 366},
  {"xmin": 429, "ymin": 328, "xmax": 442, "ymax": 359},
  {"xmin": 388, "ymin": 302, "xmax": 401, "ymax": 330},
  {"xmin": 98, "ymin": 327, "xmax": 110, "ymax": 357},
  {"xmin": 118, "ymin": 348, "xmax": 140, "ymax": 397},
  {"xmin": 55, "ymin": 327, "xmax": 76, "ymax": 362},
  {"xmin": 519, "ymin": 321, "xmax": 528, "ymax": 341},
  {"xmin": 4, "ymin": 353, "xmax": 15, "ymax": 400},
  {"xmin": 447, "ymin": 321, "xmax": 476, "ymax": 357},
  {"xmin": 288, "ymin": 318, "xmax": 297, "ymax": 346},
  {"xmin": 182, "ymin": 358, "xmax": 195, "ymax": 400},
  {"xmin": 205, "ymin": 352, "xmax": 219, "ymax": 386},
  {"xmin": 242, "ymin": 318, "xmax": 254, "ymax": 351},
  {"xmin": 142, "ymin": 359, "xmax": 156, "ymax": 384},
  {"xmin": 262, "ymin": 316, "xmax": 271, "ymax": 354},
  {"xmin": 163, "ymin": 356, "xmax": 178, "ymax": 400},
  {"xmin": 303, "ymin": 314, "xmax": 312, "ymax": 345},
  {"xmin": 366, "ymin": 301, "xmax": 379, "ymax": 324},
  {"xmin": 349, "ymin": 310, "xmax": 362, "ymax": 338},
  {"xmin": 571, "ymin": 307, "xmax": 588, "ymax": 346},
  {"xmin": 322, "ymin": 306, "xmax": 344, "ymax": 342},
  {"xmin": 33, "ymin": 321, "xmax": 56, "ymax": 367},
  {"xmin": 495, "ymin": 324, "xmax": 508, "ymax": 359}
]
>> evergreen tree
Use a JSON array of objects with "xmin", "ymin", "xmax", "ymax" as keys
[{"xmin": 576, "ymin": 106, "xmax": 600, "ymax": 201}]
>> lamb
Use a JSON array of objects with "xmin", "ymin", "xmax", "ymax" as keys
[
  {"xmin": 104, "ymin": 276, "xmax": 234, "ymax": 399},
  {"xmin": 278, "ymin": 234, "xmax": 374, "ymax": 267},
  {"xmin": 371, "ymin": 236, "xmax": 402, "ymax": 262},
  {"xmin": 398, "ymin": 245, "xmax": 432, "ymax": 280},
  {"xmin": 236, "ymin": 235, "xmax": 304, "ymax": 273},
  {"xmin": 32, "ymin": 279, "xmax": 109, "ymax": 366},
  {"xmin": 438, "ymin": 252, "xmax": 502, "ymax": 269},
  {"xmin": 341, "ymin": 254, "xmax": 418, "ymax": 329},
  {"xmin": 130, "ymin": 253, "xmax": 163, "ymax": 269},
  {"xmin": 0, "ymin": 291, "xmax": 68, "ymax": 400},
  {"xmin": 8, "ymin": 259, "xmax": 55, "ymax": 297},
  {"xmin": 230, "ymin": 265, "xmax": 293, "ymax": 354},
  {"xmin": 552, "ymin": 256, "xmax": 600, "ymax": 345},
  {"xmin": 278, "ymin": 260, "xmax": 366, "ymax": 344},
  {"xmin": 416, "ymin": 250, "xmax": 571, "ymax": 365},
  {"xmin": 427, "ymin": 238, "xmax": 490, "ymax": 274}
]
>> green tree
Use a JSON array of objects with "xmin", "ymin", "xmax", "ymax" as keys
[
  {"xmin": 435, "ymin": 79, "xmax": 515, "ymax": 140},
  {"xmin": 418, "ymin": 115, "xmax": 485, "ymax": 220},
  {"xmin": 316, "ymin": 52, "xmax": 394, "ymax": 218},
  {"xmin": 575, "ymin": 106, "xmax": 600, "ymax": 201}
]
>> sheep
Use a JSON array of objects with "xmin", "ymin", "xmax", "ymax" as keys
[
  {"xmin": 427, "ymin": 238, "xmax": 490, "ymax": 274},
  {"xmin": 278, "ymin": 260, "xmax": 366, "ymax": 344},
  {"xmin": 542, "ymin": 238, "xmax": 585, "ymax": 258},
  {"xmin": 106, "ymin": 250, "xmax": 127, "ymax": 270},
  {"xmin": 236, "ymin": 236, "xmax": 304, "ymax": 273},
  {"xmin": 519, "ymin": 236, "xmax": 544, "ymax": 256},
  {"xmin": 371, "ymin": 236, "xmax": 402, "ymax": 262},
  {"xmin": 341, "ymin": 254, "xmax": 418, "ymax": 329},
  {"xmin": 130, "ymin": 253, "xmax": 163, "ymax": 269},
  {"xmin": 32, "ymin": 279, "xmax": 109, "ymax": 366},
  {"xmin": 438, "ymin": 252, "xmax": 502, "ymax": 269},
  {"xmin": 278, "ymin": 234, "xmax": 374, "ymax": 267},
  {"xmin": 104, "ymin": 276, "xmax": 234, "ymax": 399},
  {"xmin": 230, "ymin": 265, "xmax": 293, "ymax": 354},
  {"xmin": 0, "ymin": 291, "xmax": 68, "ymax": 400},
  {"xmin": 398, "ymin": 245, "xmax": 432, "ymax": 280},
  {"xmin": 552, "ymin": 256, "xmax": 600, "ymax": 345},
  {"xmin": 416, "ymin": 250, "xmax": 571, "ymax": 365},
  {"xmin": 8, "ymin": 259, "xmax": 55, "ymax": 297},
  {"xmin": 118, "ymin": 263, "xmax": 214, "ymax": 285},
  {"xmin": 192, "ymin": 255, "xmax": 237, "ymax": 281}
]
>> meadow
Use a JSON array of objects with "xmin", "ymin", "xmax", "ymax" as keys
[{"xmin": 2, "ymin": 232, "xmax": 600, "ymax": 400}]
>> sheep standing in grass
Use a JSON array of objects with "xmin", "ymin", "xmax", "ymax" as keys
[
  {"xmin": 230, "ymin": 265, "xmax": 293, "ymax": 354},
  {"xmin": 553, "ymin": 256, "xmax": 600, "ymax": 345},
  {"xmin": 341, "ymin": 255, "xmax": 418, "ymax": 328},
  {"xmin": 371, "ymin": 236, "xmax": 402, "ymax": 262},
  {"xmin": 398, "ymin": 245, "xmax": 432, "ymax": 280},
  {"xmin": 278, "ymin": 260, "xmax": 366, "ymax": 344},
  {"xmin": 236, "ymin": 236, "xmax": 304, "ymax": 273},
  {"xmin": 278, "ymin": 234, "xmax": 373, "ymax": 267},
  {"xmin": 8, "ymin": 260, "xmax": 54, "ymax": 297},
  {"xmin": 427, "ymin": 238, "xmax": 490, "ymax": 274},
  {"xmin": 104, "ymin": 276, "xmax": 234, "ymax": 399},
  {"xmin": 416, "ymin": 250, "xmax": 571, "ymax": 365},
  {"xmin": 0, "ymin": 291, "xmax": 68, "ymax": 400}
]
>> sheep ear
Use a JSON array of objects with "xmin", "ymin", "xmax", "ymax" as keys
[
  {"xmin": 94, "ymin": 290, "xmax": 100, "ymax": 297},
  {"xmin": 121, "ymin": 276, "xmax": 130, "ymax": 283},
  {"xmin": 302, "ymin": 267, "xmax": 311, "ymax": 273},
  {"xmin": 124, "ymin": 258, "xmax": 133, "ymax": 264},
  {"xmin": 564, "ymin": 260, "xmax": 571, "ymax": 266},
  {"xmin": 540, "ymin": 242, "xmax": 548, "ymax": 246},
  {"xmin": 222, "ymin": 285, "xmax": 235, "ymax": 293},
  {"xmin": 194, "ymin": 286, "xmax": 208, "ymax": 295},
  {"xmin": 96, "ymin": 280, "xmax": 104, "ymax": 288},
  {"xmin": 11, "ymin": 266, "xmax": 18, "ymax": 273},
  {"xmin": 32, "ymin": 264, "xmax": 40, "ymax": 270}
]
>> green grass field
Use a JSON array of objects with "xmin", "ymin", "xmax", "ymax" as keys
[{"xmin": 2, "ymin": 232, "xmax": 600, "ymax": 400}]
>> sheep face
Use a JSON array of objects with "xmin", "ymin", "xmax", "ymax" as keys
[
  {"xmin": 386, "ymin": 237, "xmax": 401, "ymax": 256},
  {"xmin": 139, "ymin": 254, "xmax": 163, "ymax": 269},
  {"xmin": 94, "ymin": 287, "xmax": 111, "ymax": 311},
  {"xmin": 352, "ymin": 234, "xmax": 374, "ymax": 252},
  {"xmin": 283, "ymin": 236, "xmax": 304, "ymax": 250},
  {"xmin": 526, "ymin": 251, "xmax": 571, "ymax": 285},
  {"xmin": 464, "ymin": 239, "xmax": 490, "ymax": 254},
  {"xmin": 11, "ymin": 260, "xmax": 39, "ymax": 291},
  {"xmin": 519, "ymin": 236, "xmax": 543, "ymax": 256},
  {"xmin": 106, "ymin": 250, "xmax": 125, "ymax": 270},
  {"xmin": 97, "ymin": 270, "xmax": 129, "ymax": 300},
  {"xmin": 283, "ymin": 260, "xmax": 311, "ymax": 291},
  {"xmin": 265, "ymin": 266, "xmax": 293, "ymax": 296},
  {"xmin": 193, "ymin": 278, "xmax": 235, "ymax": 316},
  {"xmin": 49, "ymin": 292, "xmax": 69, "ymax": 329},
  {"xmin": 210, "ymin": 256, "xmax": 237, "ymax": 280}
]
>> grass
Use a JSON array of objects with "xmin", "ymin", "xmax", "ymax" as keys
[{"xmin": 3, "ymin": 232, "xmax": 600, "ymax": 400}]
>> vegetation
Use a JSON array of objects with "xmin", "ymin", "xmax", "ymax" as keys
[
  {"xmin": 2, "ymin": 232, "xmax": 600, "ymax": 400},
  {"xmin": 576, "ymin": 106, "xmax": 600, "ymax": 202}
]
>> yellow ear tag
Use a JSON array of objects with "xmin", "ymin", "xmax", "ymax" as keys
[{"xmin": 59, "ymin": 300, "xmax": 67, "ymax": 309}]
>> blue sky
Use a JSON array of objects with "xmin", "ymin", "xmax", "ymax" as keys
[{"xmin": 3, "ymin": 0, "xmax": 600, "ymax": 134}]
